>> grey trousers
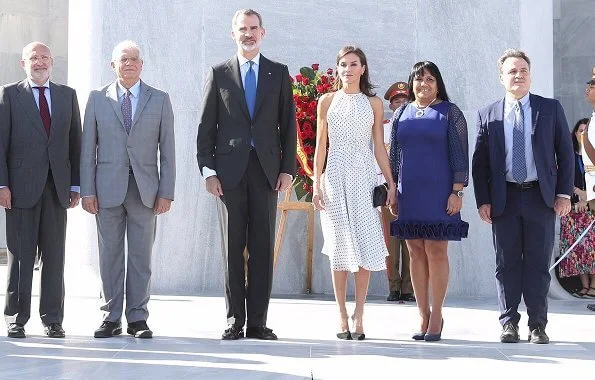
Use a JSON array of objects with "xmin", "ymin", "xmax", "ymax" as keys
[{"xmin": 96, "ymin": 174, "xmax": 156, "ymax": 323}]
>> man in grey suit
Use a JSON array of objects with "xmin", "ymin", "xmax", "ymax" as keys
[
  {"xmin": 0, "ymin": 42, "xmax": 82, "ymax": 338},
  {"xmin": 197, "ymin": 9, "xmax": 296, "ymax": 340},
  {"xmin": 81, "ymin": 40, "xmax": 175, "ymax": 339}
]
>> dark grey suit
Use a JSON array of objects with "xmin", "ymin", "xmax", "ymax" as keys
[
  {"xmin": 472, "ymin": 94, "xmax": 574, "ymax": 328},
  {"xmin": 197, "ymin": 55, "xmax": 296, "ymax": 328},
  {"xmin": 81, "ymin": 80, "xmax": 175, "ymax": 323},
  {"xmin": 0, "ymin": 79, "xmax": 82, "ymax": 326}
]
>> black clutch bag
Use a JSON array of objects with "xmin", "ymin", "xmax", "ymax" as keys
[{"xmin": 373, "ymin": 183, "xmax": 388, "ymax": 207}]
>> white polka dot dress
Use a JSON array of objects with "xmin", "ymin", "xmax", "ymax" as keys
[{"xmin": 320, "ymin": 90, "xmax": 388, "ymax": 272}]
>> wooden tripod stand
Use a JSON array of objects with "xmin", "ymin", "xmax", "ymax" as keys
[{"xmin": 272, "ymin": 190, "xmax": 315, "ymax": 293}]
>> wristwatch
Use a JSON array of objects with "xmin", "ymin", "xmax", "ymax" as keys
[{"xmin": 452, "ymin": 190, "xmax": 464, "ymax": 198}]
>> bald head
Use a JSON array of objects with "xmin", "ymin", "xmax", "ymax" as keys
[
  {"xmin": 20, "ymin": 41, "xmax": 54, "ymax": 86},
  {"xmin": 22, "ymin": 41, "xmax": 52, "ymax": 59}
]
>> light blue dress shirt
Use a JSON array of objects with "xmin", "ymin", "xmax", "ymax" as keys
[
  {"xmin": 503, "ymin": 92, "xmax": 537, "ymax": 183},
  {"xmin": 116, "ymin": 80, "xmax": 141, "ymax": 120}
]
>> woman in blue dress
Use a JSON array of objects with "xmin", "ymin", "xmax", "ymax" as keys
[{"xmin": 389, "ymin": 61, "xmax": 469, "ymax": 342}]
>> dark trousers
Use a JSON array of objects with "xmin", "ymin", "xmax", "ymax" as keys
[
  {"xmin": 221, "ymin": 150, "xmax": 277, "ymax": 328},
  {"xmin": 4, "ymin": 174, "xmax": 66, "ymax": 326},
  {"xmin": 492, "ymin": 185, "xmax": 555, "ymax": 328}
]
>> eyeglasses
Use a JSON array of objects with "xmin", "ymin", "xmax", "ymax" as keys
[
  {"xmin": 27, "ymin": 56, "xmax": 51, "ymax": 63},
  {"xmin": 118, "ymin": 57, "xmax": 140, "ymax": 64}
]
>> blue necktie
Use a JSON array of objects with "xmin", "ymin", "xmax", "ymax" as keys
[
  {"xmin": 512, "ymin": 101, "xmax": 527, "ymax": 183},
  {"xmin": 122, "ymin": 90, "xmax": 132, "ymax": 135},
  {"xmin": 244, "ymin": 61, "xmax": 256, "ymax": 119}
]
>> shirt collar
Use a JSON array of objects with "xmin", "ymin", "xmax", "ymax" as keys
[
  {"xmin": 505, "ymin": 92, "xmax": 530, "ymax": 108},
  {"xmin": 27, "ymin": 78, "xmax": 50, "ymax": 89},
  {"xmin": 237, "ymin": 53, "xmax": 260, "ymax": 67},
  {"xmin": 117, "ymin": 80, "xmax": 141, "ymax": 98}
]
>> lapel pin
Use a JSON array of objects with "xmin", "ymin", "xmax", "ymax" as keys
[{"xmin": 268, "ymin": 72, "xmax": 272, "ymax": 75}]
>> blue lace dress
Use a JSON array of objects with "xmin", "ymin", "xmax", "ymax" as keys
[{"xmin": 389, "ymin": 101, "xmax": 469, "ymax": 241}]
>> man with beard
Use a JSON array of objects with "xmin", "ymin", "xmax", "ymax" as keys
[
  {"xmin": 0, "ymin": 42, "xmax": 82, "ymax": 338},
  {"xmin": 197, "ymin": 8, "xmax": 296, "ymax": 340}
]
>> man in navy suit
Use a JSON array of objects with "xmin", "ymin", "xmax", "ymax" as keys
[{"xmin": 472, "ymin": 49, "xmax": 574, "ymax": 344}]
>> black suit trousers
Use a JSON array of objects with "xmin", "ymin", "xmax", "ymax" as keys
[
  {"xmin": 4, "ymin": 172, "xmax": 67, "ymax": 326},
  {"xmin": 221, "ymin": 150, "xmax": 277, "ymax": 328},
  {"xmin": 491, "ymin": 185, "xmax": 555, "ymax": 329}
]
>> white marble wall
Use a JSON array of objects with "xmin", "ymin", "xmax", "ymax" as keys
[
  {"xmin": 553, "ymin": 0, "xmax": 595, "ymax": 126},
  {"xmin": 63, "ymin": 0, "xmax": 568, "ymax": 298},
  {"xmin": 2, "ymin": 0, "xmax": 592, "ymax": 300},
  {"xmin": 0, "ymin": 0, "xmax": 69, "ymax": 249}
]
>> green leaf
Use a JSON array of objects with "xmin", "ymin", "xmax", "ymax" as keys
[{"xmin": 300, "ymin": 67, "xmax": 316, "ymax": 80}]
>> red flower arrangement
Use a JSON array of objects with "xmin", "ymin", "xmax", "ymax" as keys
[{"xmin": 291, "ymin": 63, "xmax": 334, "ymax": 201}]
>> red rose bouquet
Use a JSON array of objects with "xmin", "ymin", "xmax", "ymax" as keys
[{"xmin": 291, "ymin": 64, "xmax": 334, "ymax": 201}]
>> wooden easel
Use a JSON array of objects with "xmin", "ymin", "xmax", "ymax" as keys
[{"xmin": 272, "ymin": 190, "xmax": 315, "ymax": 293}]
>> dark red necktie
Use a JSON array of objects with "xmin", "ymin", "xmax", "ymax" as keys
[{"xmin": 34, "ymin": 86, "xmax": 51, "ymax": 136}]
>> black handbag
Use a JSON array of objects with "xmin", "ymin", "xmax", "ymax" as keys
[{"xmin": 373, "ymin": 183, "xmax": 388, "ymax": 207}]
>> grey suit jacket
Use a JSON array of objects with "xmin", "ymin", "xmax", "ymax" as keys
[
  {"xmin": 80, "ymin": 80, "xmax": 175, "ymax": 209},
  {"xmin": 0, "ymin": 79, "xmax": 82, "ymax": 208}
]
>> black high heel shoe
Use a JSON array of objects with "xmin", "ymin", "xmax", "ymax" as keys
[
  {"xmin": 350, "ymin": 315, "xmax": 365, "ymax": 341},
  {"xmin": 412, "ymin": 314, "xmax": 430, "ymax": 340},
  {"xmin": 337, "ymin": 315, "xmax": 352, "ymax": 340},
  {"xmin": 424, "ymin": 319, "xmax": 444, "ymax": 342}
]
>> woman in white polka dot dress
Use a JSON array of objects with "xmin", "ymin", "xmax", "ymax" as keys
[{"xmin": 312, "ymin": 46, "xmax": 396, "ymax": 340}]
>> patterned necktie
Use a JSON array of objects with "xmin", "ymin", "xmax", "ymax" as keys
[
  {"xmin": 122, "ymin": 90, "xmax": 132, "ymax": 134},
  {"xmin": 512, "ymin": 100, "xmax": 527, "ymax": 183},
  {"xmin": 244, "ymin": 61, "xmax": 256, "ymax": 119},
  {"xmin": 34, "ymin": 87, "xmax": 51, "ymax": 136}
]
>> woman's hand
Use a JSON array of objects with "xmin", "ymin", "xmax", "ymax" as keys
[
  {"xmin": 386, "ymin": 183, "xmax": 396, "ymax": 207},
  {"xmin": 576, "ymin": 189, "xmax": 587, "ymax": 202},
  {"xmin": 312, "ymin": 187, "xmax": 325, "ymax": 211},
  {"xmin": 576, "ymin": 200, "xmax": 588, "ymax": 213},
  {"xmin": 446, "ymin": 194, "xmax": 463, "ymax": 216}
]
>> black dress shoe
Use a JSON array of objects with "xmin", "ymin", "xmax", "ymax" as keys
[
  {"xmin": 44, "ymin": 323, "xmax": 65, "ymax": 338},
  {"xmin": 500, "ymin": 321, "xmax": 520, "ymax": 343},
  {"xmin": 222, "ymin": 325, "xmax": 244, "ymax": 340},
  {"xmin": 528, "ymin": 326, "xmax": 549, "ymax": 344},
  {"xmin": 94, "ymin": 321, "xmax": 122, "ymax": 338},
  {"xmin": 246, "ymin": 326, "xmax": 278, "ymax": 340},
  {"xmin": 386, "ymin": 291, "xmax": 400, "ymax": 302},
  {"xmin": 7, "ymin": 323, "xmax": 26, "ymax": 338},
  {"xmin": 127, "ymin": 320, "xmax": 153, "ymax": 339},
  {"xmin": 400, "ymin": 293, "xmax": 416, "ymax": 302}
]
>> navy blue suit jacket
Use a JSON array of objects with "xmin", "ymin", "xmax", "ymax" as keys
[{"xmin": 472, "ymin": 93, "xmax": 574, "ymax": 217}]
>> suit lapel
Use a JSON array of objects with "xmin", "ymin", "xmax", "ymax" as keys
[
  {"xmin": 529, "ymin": 93, "xmax": 540, "ymax": 135},
  {"xmin": 131, "ymin": 80, "xmax": 151, "ymax": 130},
  {"xmin": 106, "ymin": 82, "xmax": 125, "ymax": 128},
  {"xmin": 16, "ymin": 80, "xmax": 48, "ymax": 140},
  {"xmin": 253, "ymin": 55, "xmax": 272, "ymax": 118},
  {"xmin": 492, "ymin": 98, "xmax": 506, "ymax": 157},
  {"xmin": 48, "ymin": 81, "xmax": 64, "ymax": 141},
  {"xmin": 226, "ymin": 57, "xmax": 251, "ymax": 120}
]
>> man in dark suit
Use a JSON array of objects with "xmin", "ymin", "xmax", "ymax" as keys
[
  {"xmin": 472, "ymin": 48, "xmax": 574, "ymax": 344},
  {"xmin": 0, "ymin": 42, "xmax": 82, "ymax": 338},
  {"xmin": 197, "ymin": 8, "xmax": 296, "ymax": 340}
]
